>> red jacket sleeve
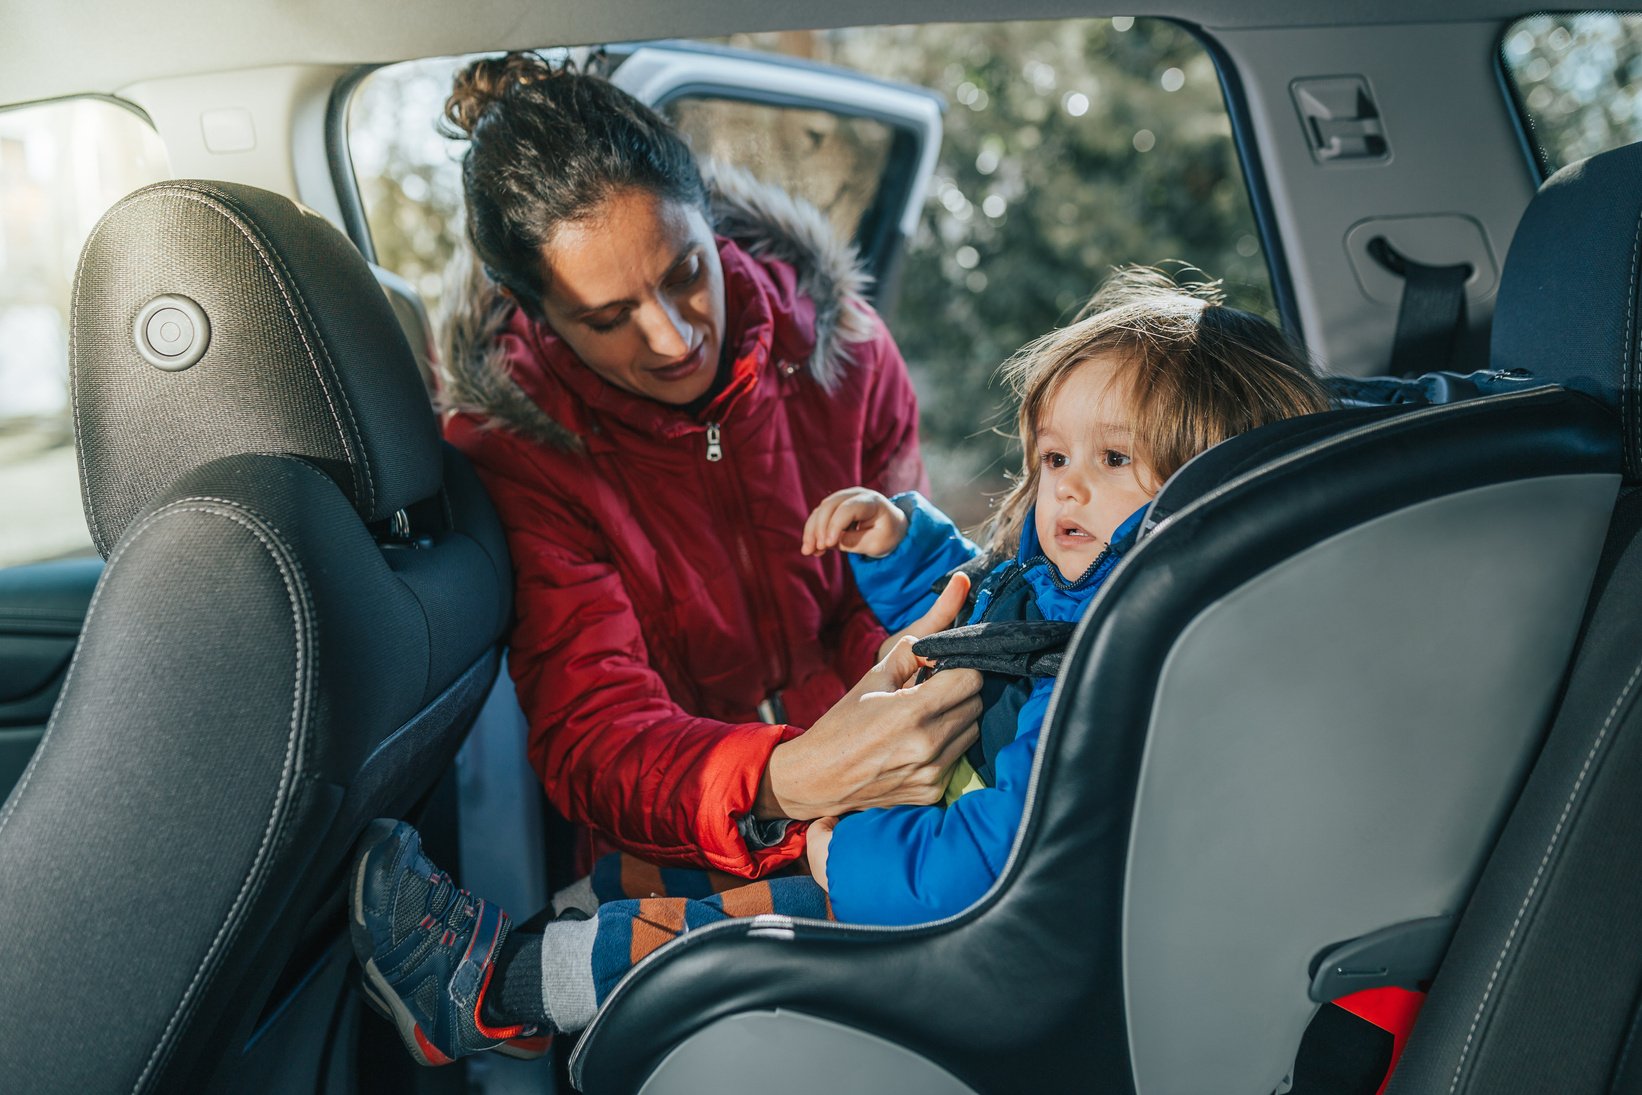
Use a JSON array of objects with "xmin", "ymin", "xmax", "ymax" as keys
[
  {"xmin": 484, "ymin": 457, "xmax": 806, "ymax": 878},
  {"xmin": 832, "ymin": 314, "xmax": 930, "ymax": 684}
]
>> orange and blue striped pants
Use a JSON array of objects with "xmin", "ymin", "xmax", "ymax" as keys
[{"xmin": 582, "ymin": 854, "xmax": 833, "ymax": 1002}]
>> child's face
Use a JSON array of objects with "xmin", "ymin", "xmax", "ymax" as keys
[{"xmin": 1033, "ymin": 355, "xmax": 1159, "ymax": 581}]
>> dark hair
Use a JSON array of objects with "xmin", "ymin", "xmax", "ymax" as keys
[{"xmin": 443, "ymin": 52, "xmax": 709, "ymax": 316}]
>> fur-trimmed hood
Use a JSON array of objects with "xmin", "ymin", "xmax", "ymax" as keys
[{"xmin": 437, "ymin": 162, "xmax": 876, "ymax": 449}]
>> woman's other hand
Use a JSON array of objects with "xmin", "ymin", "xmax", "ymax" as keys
[
  {"xmin": 756, "ymin": 635, "xmax": 983, "ymax": 822},
  {"xmin": 802, "ymin": 488, "xmax": 909, "ymax": 558},
  {"xmin": 805, "ymin": 816, "xmax": 838, "ymax": 891}
]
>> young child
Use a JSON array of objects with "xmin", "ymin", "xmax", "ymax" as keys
[{"xmin": 346, "ymin": 267, "xmax": 1332, "ymax": 1064}]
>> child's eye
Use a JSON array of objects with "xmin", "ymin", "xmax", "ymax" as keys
[
  {"xmin": 1103, "ymin": 450, "xmax": 1132, "ymax": 468},
  {"xmin": 1041, "ymin": 452, "xmax": 1068, "ymax": 469}
]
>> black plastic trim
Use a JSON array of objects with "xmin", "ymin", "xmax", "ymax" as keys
[
  {"xmin": 325, "ymin": 63, "xmax": 383, "ymax": 264},
  {"xmin": 1494, "ymin": 18, "xmax": 1552, "ymax": 183},
  {"xmin": 1181, "ymin": 19, "xmax": 1305, "ymax": 343}
]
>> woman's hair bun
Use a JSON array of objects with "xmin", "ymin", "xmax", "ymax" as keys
[{"xmin": 443, "ymin": 52, "xmax": 557, "ymax": 138}]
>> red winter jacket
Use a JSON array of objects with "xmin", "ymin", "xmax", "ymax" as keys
[{"xmin": 441, "ymin": 171, "xmax": 927, "ymax": 878}]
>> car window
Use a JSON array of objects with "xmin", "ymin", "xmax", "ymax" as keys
[
  {"xmin": 0, "ymin": 98, "xmax": 170, "ymax": 567},
  {"xmin": 347, "ymin": 19, "xmax": 1275, "ymax": 526},
  {"xmin": 1501, "ymin": 13, "xmax": 1642, "ymax": 176}
]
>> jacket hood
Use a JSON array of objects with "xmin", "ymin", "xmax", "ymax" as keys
[{"xmin": 436, "ymin": 161, "xmax": 876, "ymax": 449}]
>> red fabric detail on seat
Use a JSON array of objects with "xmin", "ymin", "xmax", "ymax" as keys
[{"xmin": 1333, "ymin": 986, "xmax": 1426, "ymax": 1095}]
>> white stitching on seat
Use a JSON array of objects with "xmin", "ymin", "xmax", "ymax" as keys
[
  {"xmin": 129, "ymin": 498, "xmax": 312, "ymax": 1093},
  {"xmin": 0, "ymin": 501, "xmax": 314, "ymax": 1078},
  {"xmin": 1624, "ymin": 208, "xmax": 1642, "ymax": 476},
  {"xmin": 1445, "ymin": 653, "xmax": 1642, "ymax": 1093},
  {"xmin": 1, "ymin": 494, "xmax": 319, "ymax": 1094}
]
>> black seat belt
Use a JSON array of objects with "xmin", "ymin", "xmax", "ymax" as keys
[{"xmin": 1368, "ymin": 236, "xmax": 1471, "ymax": 378}]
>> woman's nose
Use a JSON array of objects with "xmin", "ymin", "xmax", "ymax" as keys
[{"xmin": 638, "ymin": 297, "xmax": 692, "ymax": 359}]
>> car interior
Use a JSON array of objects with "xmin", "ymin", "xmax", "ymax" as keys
[{"xmin": 4, "ymin": 2, "xmax": 1642, "ymax": 1094}]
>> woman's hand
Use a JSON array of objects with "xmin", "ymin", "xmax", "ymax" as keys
[
  {"xmin": 877, "ymin": 570, "xmax": 971, "ymax": 661},
  {"xmin": 756, "ymin": 635, "xmax": 983, "ymax": 821},
  {"xmin": 802, "ymin": 488, "xmax": 909, "ymax": 558},
  {"xmin": 806, "ymin": 816, "xmax": 838, "ymax": 891}
]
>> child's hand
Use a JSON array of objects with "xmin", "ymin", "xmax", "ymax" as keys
[
  {"xmin": 802, "ymin": 488, "xmax": 909, "ymax": 558},
  {"xmin": 806, "ymin": 815, "xmax": 839, "ymax": 891}
]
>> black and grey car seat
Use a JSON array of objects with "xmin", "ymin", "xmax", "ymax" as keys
[
  {"xmin": 0, "ymin": 181, "xmax": 511, "ymax": 1093},
  {"xmin": 565, "ymin": 219, "xmax": 1626, "ymax": 1094},
  {"xmin": 1382, "ymin": 139, "xmax": 1642, "ymax": 1095}
]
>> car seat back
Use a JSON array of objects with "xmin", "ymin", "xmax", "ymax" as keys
[
  {"xmin": 569, "ymin": 385, "xmax": 1619, "ymax": 1095},
  {"xmin": 0, "ymin": 181, "xmax": 511, "ymax": 1093},
  {"xmin": 1382, "ymin": 138, "xmax": 1642, "ymax": 1095}
]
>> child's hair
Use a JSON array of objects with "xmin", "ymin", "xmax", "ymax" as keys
[{"xmin": 983, "ymin": 265, "xmax": 1331, "ymax": 554}]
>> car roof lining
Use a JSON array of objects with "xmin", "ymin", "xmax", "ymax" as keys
[{"xmin": 1, "ymin": 0, "xmax": 1539, "ymax": 107}]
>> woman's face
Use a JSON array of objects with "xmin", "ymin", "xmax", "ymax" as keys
[{"xmin": 536, "ymin": 188, "xmax": 726, "ymax": 406}]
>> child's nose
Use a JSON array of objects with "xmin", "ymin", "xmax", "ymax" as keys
[{"xmin": 1057, "ymin": 467, "xmax": 1092, "ymax": 503}]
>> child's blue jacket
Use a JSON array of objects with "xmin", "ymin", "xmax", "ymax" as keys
[{"xmin": 826, "ymin": 492, "xmax": 1145, "ymax": 925}]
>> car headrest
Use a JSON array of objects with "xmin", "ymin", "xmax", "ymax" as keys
[
  {"xmin": 70, "ymin": 180, "xmax": 443, "ymax": 556},
  {"xmin": 1493, "ymin": 139, "xmax": 1642, "ymax": 479}
]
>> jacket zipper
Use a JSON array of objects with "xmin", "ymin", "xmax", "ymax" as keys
[{"xmin": 700, "ymin": 421, "xmax": 790, "ymax": 703}]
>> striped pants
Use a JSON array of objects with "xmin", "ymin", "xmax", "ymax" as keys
[{"xmin": 524, "ymin": 855, "xmax": 832, "ymax": 1032}]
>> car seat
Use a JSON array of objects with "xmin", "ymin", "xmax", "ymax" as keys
[
  {"xmin": 0, "ymin": 181, "xmax": 511, "ymax": 1093},
  {"xmin": 566, "ymin": 279, "xmax": 1623, "ymax": 1092},
  {"xmin": 1380, "ymin": 139, "xmax": 1642, "ymax": 1095}
]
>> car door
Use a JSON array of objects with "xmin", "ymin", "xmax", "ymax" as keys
[{"xmin": 607, "ymin": 40, "xmax": 944, "ymax": 315}]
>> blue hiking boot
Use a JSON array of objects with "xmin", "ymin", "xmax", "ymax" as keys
[{"xmin": 348, "ymin": 819, "xmax": 538, "ymax": 1065}]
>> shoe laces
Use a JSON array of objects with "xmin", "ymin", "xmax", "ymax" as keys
[{"xmin": 427, "ymin": 869, "xmax": 477, "ymax": 934}]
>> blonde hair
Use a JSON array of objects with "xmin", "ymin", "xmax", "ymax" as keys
[{"xmin": 982, "ymin": 266, "xmax": 1331, "ymax": 555}]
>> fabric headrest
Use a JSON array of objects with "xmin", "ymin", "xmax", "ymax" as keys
[
  {"xmin": 1492, "ymin": 139, "xmax": 1642, "ymax": 478},
  {"xmin": 71, "ymin": 180, "xmax": 443, "ymax": 555}
]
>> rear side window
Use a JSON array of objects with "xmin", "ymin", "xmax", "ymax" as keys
[
  {"xmin": 1501, "ymin": 13, "xmax": 1642, "ymax": 176},
  {"xmin": 0, "ymin": 98, "xmax": 170, "ymax": 567}
]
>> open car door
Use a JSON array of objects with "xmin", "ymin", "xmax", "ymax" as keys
[{"xmin": 607, "ymin": 40, "xmax": 944, "ymax": 313}]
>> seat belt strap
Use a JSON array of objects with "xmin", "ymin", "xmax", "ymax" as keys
[{"xmin": 1369, "ymin": 236, "xmax": 1471, "ymax": 378}]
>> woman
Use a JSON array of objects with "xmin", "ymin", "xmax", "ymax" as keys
[{"xmin": 438, "ymin": 53, "xmax": 982, "ymax": 880}]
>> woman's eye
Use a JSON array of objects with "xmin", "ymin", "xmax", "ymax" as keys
[
  {"xmin": 667, "ymin": 257, "xmax": 703, "ymax": 290},
  {"xmin": 1042, "ymin": 452, "xmax": 1068, "ymax": 469},
  {"xmin": 585, "ymin": 313, "xmax": 627, "ymax": 333},
  {"xmin": 1103, "ymin": 450, "xmax": 1132, "ymax": 468}
]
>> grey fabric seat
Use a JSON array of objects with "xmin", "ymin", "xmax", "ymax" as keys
[
  {"xmin": 0, "ymin": 181, "xmax": 510, "ymax": 1093},
  {"xmin": 1384, "ymin": 140, "xmax": 1642, "ymax": 1095},
  {"xmin": 566, "ymin": 262, "xmax": 1626, "ymax": 1091}
]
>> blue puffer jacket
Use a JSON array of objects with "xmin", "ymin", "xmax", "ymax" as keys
[{"xmin": 827, "ymin": 492, "xmax": 1146, "ymax": 925}]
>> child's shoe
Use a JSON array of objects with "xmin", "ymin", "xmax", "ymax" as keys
[{"xmin": 348, "ymin": 819, "xmax": 538, "ymax": 1065}]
